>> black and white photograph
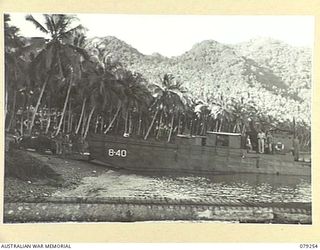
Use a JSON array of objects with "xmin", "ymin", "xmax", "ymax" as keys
[{"xmin": 4, "ymin": 14, "xmax": 313, "ymax": 224}]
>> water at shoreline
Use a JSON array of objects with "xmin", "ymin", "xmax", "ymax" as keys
[{"xmin": 53, "ymin": 170, "xmax": 311, "ymax": 203}]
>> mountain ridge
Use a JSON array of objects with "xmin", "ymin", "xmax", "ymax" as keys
[{"xmin": 85, "ymin": 36, "xmax": 312, "ymax": 126}]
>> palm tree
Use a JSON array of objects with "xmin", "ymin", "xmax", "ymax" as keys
[
  {"xmin": 206, "ymin": 94, "xmax": 235, "ymax": 132},
  {"xmin": 117, "ymin": 70, "xmax": 153, "ymax": 137},
  {"xmin": 166, "ymin": 81, "xmax": 189, "ymax": 142},
  {"xmin": 181, "ymin": 99, "xmax": 197, "ymax": 136},
  {"xmin": 80, "ymin": 61, "xmax": 125, "ymax": 138},
  {"xmin": 194, "ymin": 101, "xmax": 211, "ymax": 135},
  {"xmin": 72, "ymin": 57, "xmax": 99, "ymax": 135},
  {"xmin": 79, "ymin": 41, "xmax": 125, "ymax": 136},
  {"xmin": 54, "ymin": 31, "xmax": 88, "ymax": 136},
  {"xmin": 144, "ymin": 73, "xmax": 188, "ymax": 141},
  {"xmin": 4, "ymin": 14, "xmax": 27, "ymax": 132},
  {"xmin": 5, "ymin": 55, "xmax": 29, "ymax": 132},
  {"xmin": 25, "ymin": 14, "xmax": 87, "ymax": 135}
]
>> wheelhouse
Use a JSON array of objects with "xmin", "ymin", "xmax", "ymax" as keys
[
  {"xmin": 206, "ymin": 131, "xmax": 242, "ymax": 148},
  {"xmin": 176, "ymin": 132, "xmax": 242, "ymax": 148}
]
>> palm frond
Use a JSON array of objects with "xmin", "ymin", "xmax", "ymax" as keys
[
  {"xmin": 54, "ymin": 14, "xmax": 70, "ymax": 34},
  {"xmin": 59, "ymin": 24, "xmax": 86, "ymax": 40},
  {"xmin": 4, "ymin": 14, "xmax": 11, "ymax": 23},
  {"xmin": 44, "ymin": 14, "xmax": 56, "ymax": 36},
  {"xmin": 25, "ymin": 15, "xmax": 49, "ymax": 34},
  {"xmin": 56, "ymin": 14, "xmax": 78, "ymax": 33}
]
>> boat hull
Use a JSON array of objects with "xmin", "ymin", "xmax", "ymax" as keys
[{"xmin": 88, "ymin": 134, "xmax": 311, "ymax": 176}]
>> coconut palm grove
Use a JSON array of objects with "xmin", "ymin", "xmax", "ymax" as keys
[{"xmin": 4, "ymin": 14, "xmax": 312, "ymax": 149}]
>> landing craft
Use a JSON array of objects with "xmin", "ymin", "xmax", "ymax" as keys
[{"xmin": 88, "ymin": 131, "xmax": 311, "ymax": 176}]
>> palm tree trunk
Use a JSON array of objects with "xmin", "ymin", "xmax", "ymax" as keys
[
  {"xmin": 205, "ymin": 115, "xmax": 209, "ymax": 134},
  {"xmin": 81, "ymin": 113, "xmax": 87, "ymax": 137},
  {"xmin": 177, "ymin": 113, "xmax": 181, "ymax": 134},
  {"xmin": 29, "ymin": 76, "xmax": 50, "ymax": 135},
  {"xmin": 67, "ymin": 100, "xmax": 72, "ymax": 133},
  {"xmin": 137, "ymin": 110, "xmax": 142, "ymax": 136},
  {"xmin": 233, "ymin": 123, "xmax": 237, "ymax": 133},
  {"xmin": 62, "ymin": 116, "xmax": 66, "ymax": 133},
  {"xmin": 168, "ymin": 113, "xmax": 175, "ymax": 143},
  {"xmin": 144, "ymin": 109, "xmax": 159, "ymax": 140},
  {"xmin": 200, "ymin": 115, "xmax": 206, "ymax": 135},
  {"xmin": 214, "ymin": 119, "xmax": 218, "ymax": 132},
  {"xmin": 40, "ymin": 116, "xmax": 44, "ymax": 131},
  {"xmin": 45, "ymin": 111, "xmax": 51, "ymax": 134},
  {"xmin": 55, "ymin": 76, "xmax": 73, "ymax": 136},
  {"xmin": 156, "ymin": 110, "xmax": 163, "ymax": 139},
  {"xmin": 75, "ymin": 98, "xmax": 86, "ymax": 134},
  {"xmin": 115, "ymin": 113, "xmax": 121, "ymax": 134},
  {"xmin": 129, "ymin": 111, "xmax": 133, "ymax": 135},
  {"xmin": 26, "ymin": 106, "xmax": 30, "ymax": 132},
  {"xmin": 209, "ymin": 117, "xmax": 213, "ymax": 131},
  {"xmin": 70, "ymin": 114, "xmax": 74, "ymax": 133},
  {"xmin": 94, "ymin": 115, "xmax": 99, "ymax": 134},
  {"xmin": 242, "ymin": 123, "xmax": 246, "ymax": 135},
  {"xmin": 124, "ymin": 109, "xmax": 129, "ymax": 135},
  {"xmin": 100, "ymin": 117, "xmax": 104, "ymax": 134},
  {"xmin": 104, "ymin": 101, "xmax": 122, "ymax": 134},
  {"xmin": 181, "ymin": 115, "xmax": 186, "ymax": 134},
  {"xmin": 20, "ymin": 113, "xmax": 24, "ymax": 136},
  {"xmin": 6, "ymin": 90, "xmax": 17, "ymax": 132},
  {"xmin": 54, "ymin": 112, "xmax": 57, "ymax": 129},
  {"xmin": 219, "ymin": 118, "xmax": 223, "ymax": 132},
  {"xmin": 11, "ymin": 67, "xmax": 18, "ymax": 126},
  {"xmin": 196, "ymin": 118, "xmax": 200, "ymax": 136},
  {"xmin": 236, "ymin": 122, "xmax": 241, "ymax": 133},
  {"xmin": 83, "ymin": 106, "xmax": 95, "ymax": 139}
]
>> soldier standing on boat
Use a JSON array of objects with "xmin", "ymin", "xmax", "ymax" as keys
[
  {"xmin": 257, "ymin": 130, "xmax": 266, "ymax": 154},
  {"xmin": 246, "ymin": 135, "xmax": 252, "ymax": 152},
  {"xmin": 266, "ymin": 131, "xmax": 274, "ymax": 154},
  {"xmin": 293, "ymin": 136, "xmax": 300, "ymax": 161}
]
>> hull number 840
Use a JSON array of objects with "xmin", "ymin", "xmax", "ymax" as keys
[{"xmin": 108, "ymin": 149, "xmax": 127, "ymax": 157}]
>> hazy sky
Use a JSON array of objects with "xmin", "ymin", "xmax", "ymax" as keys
[{"xmin": 8, "ymin": 14, "xmax": 314, "ymax": 57}]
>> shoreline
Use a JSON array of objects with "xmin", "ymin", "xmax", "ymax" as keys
[{"xmin": 3, "ymin": 150, "xmax": 312, "ymax": 224}]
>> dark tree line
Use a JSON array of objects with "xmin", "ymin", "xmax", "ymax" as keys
[{"xmin": 4, "ymin": 14, "xmax": 311, "ymax": 149}]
